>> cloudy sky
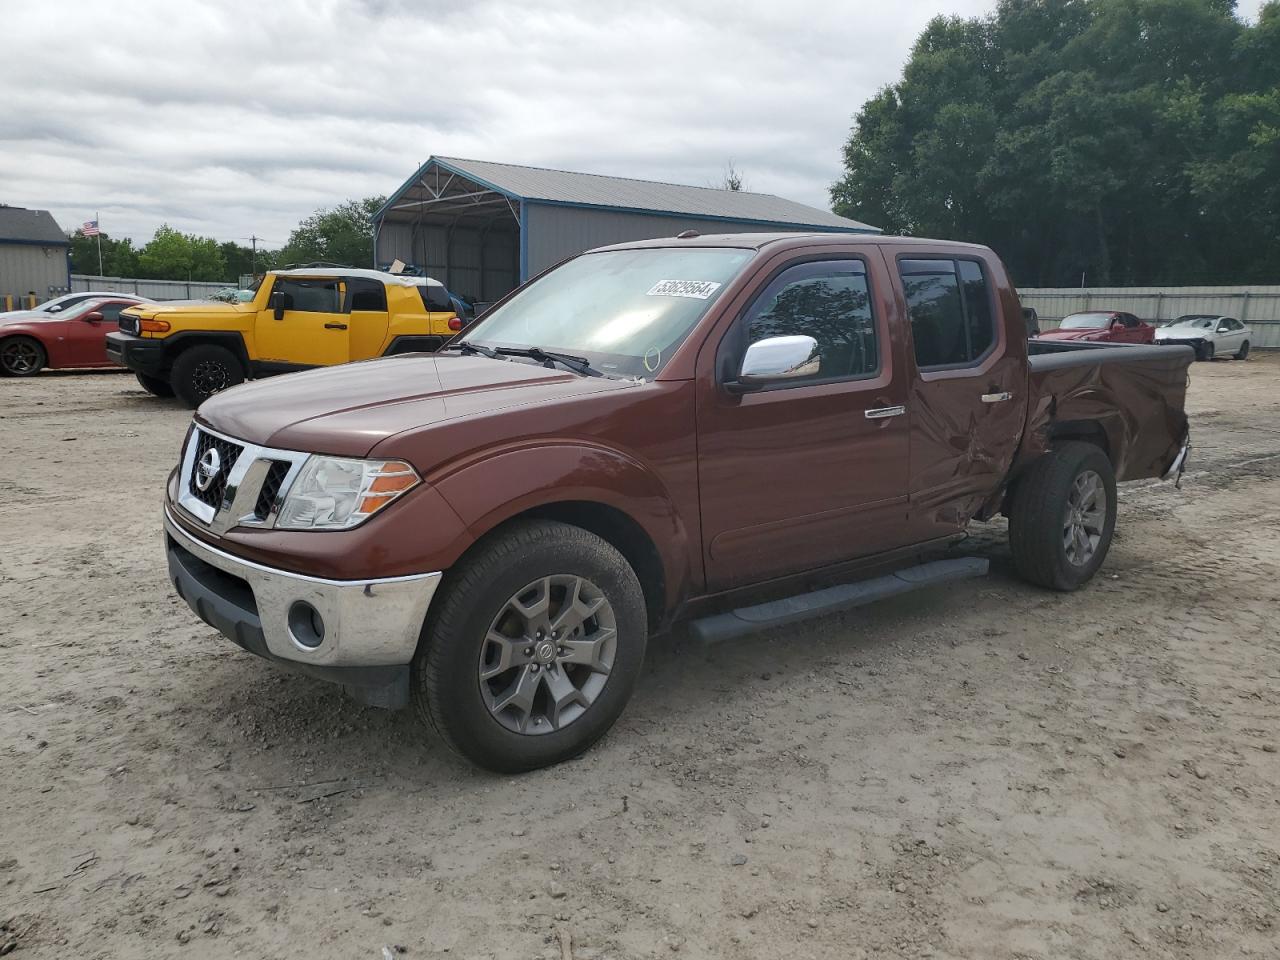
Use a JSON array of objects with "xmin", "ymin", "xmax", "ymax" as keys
[{"xmin": 0, "ymin": 0, "xmax": 1267, "ymax": 249}]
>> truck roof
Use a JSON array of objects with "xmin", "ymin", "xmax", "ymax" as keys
[
  {"xmin": 273, "ymin": 267, "xmax": 445, "ymax": 288},
  {"xmin": 592, "ymin": 232, "xmax": 993, "ymax": 254}
]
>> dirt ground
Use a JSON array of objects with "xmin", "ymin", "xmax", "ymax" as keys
[{"xmin": 2, "ymin": 355, "xmax": 1277, "ymax": 960}]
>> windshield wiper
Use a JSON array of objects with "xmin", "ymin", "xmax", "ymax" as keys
[
  {"xmin": 495, "ymin": 346, "xmax": 605, "ymax": 378},
  {"xmin": 444, "ymin": 340, "xmax": 504, "ymax": 360}
]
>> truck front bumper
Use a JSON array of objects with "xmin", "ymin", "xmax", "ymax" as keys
[
  {"xmin": 163, "ymin": 507, "xmax": 442, "ymax": 708},
  {"xmin": 106, "ymin": 331, "xmax": 166, "ymax": 375}
]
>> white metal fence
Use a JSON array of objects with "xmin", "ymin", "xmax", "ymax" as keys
[
  {"xmin": 1020, "ymin": 285, "xmax": 1280, "ymax": 348},
  {"xmin": 71, "ymin": 274, "xmax": 231, "ymax": 300}
]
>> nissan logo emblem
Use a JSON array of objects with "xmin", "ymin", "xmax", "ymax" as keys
[{"xmin": 195, "ymin": 447, "xmax": 222, "ymax": 492}]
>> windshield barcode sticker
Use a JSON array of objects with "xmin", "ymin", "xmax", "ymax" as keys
[{"xmin": 647, "ymin": 280, "xmax": 722, "ymax": 300}]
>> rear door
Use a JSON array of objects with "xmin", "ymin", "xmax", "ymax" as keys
[
  {"xmin": 892, "ymin": 252, "xmax": 1024, "ymax": 541},
  {"xmin": 345, "ymin": 278, "xmax": 390, "ymax": 360},
  {"xmin": 696, "ymin": 251, "xmax": 911, "ymax": 591},
  {"xmin": 255, "ymin": 277, "xmax": 349, "ymax": 366}
]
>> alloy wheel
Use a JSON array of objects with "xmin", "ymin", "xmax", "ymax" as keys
[
  {"xmin": 1, "ymin": 340, "xmax": 41, "ymax": 375},
  {"xmin": 1063, "ymin": 469, "xmax": 1106, "ymax": 567},
  {"xmin": 478, "ymin": 574, "xmax": 617, "ymax": 735},
  {"xmin": 191, "ymin": 359, "xmax": 231, "ymax": 397}
]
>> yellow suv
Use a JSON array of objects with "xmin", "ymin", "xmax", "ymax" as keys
[{"xmin": 106, "ymin": 268, "xmax": 462, "ymax": 407}]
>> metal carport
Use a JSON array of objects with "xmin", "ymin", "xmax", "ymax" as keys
[{"xmin": 372, "ymin": 157, "xmax": 878, "ymax": 304}]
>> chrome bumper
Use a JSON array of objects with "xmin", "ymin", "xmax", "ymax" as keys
[
  {"xmin": 1162, "ymin": 434, "xmax": 1191, "ymax": 488},
  {"xmin": 164, "ymin": 507, "xmax": 441, "ymax": 671}
]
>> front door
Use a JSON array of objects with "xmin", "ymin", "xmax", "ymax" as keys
[
  {"xmin": 697, "ymin": 255, "xmax": 911, "ymax": 592},
  {"xmin": 65, "ymin": 300, "xmax": 126, "ymax": 366},
  {"xmin": 893, "ymin": 253, "xmax": 1024, "ymax": 541},
  {"xmin": 256, "ymin": 277, "xmax": 349, "ymax": 366}
]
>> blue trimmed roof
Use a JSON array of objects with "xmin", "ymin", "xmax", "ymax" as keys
[{"xmin": 377, "ymin": 157, "xmax": 878, "ymax": 233}]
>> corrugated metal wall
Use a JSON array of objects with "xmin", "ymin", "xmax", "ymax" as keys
[
  {"xmin": 1020, "ymin": 285, "xmax": 1280, "ymax": 348},
  {"xmin": 524, "ymin": 204, "xmax": 793, "ymax": 277},
  {"xmin": 71, "ymin": 274, "xmax": 230, "ymax": 300},
  {"xmin": 375, "ymin": 221, "xmax": 517, "ymax": 302},
  {"xmin": 2, "ymin": 243, "xmax": 70, "ymax": 300}
]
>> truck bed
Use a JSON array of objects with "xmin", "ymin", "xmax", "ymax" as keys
[{"xmin": 1021, "ymin": 340, "xmax": 1194, "ymax": 481}]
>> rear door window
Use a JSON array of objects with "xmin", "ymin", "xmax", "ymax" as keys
[
  {"xmin": 346, "ymin": 279, "xmax": 387, "ymax": 312},
  {"xmin": 900, "ymin": 258, "xmax": 996, "ymax": 370}
]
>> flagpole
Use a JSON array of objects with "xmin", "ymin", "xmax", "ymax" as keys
[{"xmin": 95, "ymin": 211, "xmax": 103, "ymax": 276}]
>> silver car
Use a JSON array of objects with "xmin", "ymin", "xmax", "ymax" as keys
[
  {"xmin": 1154, "ymin": 314, "xmax": 1253, "ymax": 361},
  {"xmin": 0, "ymin": 290, "xmax": 155, "ymax": 317}
]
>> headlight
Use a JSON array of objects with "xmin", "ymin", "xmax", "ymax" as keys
[{"xmin": 275, "ymin": 456, "xmax": 420, "ymax": 530}]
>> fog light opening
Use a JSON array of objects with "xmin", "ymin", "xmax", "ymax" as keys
[{"xmin": 288, "ymin": 601, "xmax": 325, "ymax": 649}]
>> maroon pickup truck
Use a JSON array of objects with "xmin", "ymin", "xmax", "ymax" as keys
[{"xmin": 163, "ymin": 233, "xmax": 1192, "ymax": 771}]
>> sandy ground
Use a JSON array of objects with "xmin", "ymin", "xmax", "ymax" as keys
[{"xmin": 2, "ymin": 356, "xmax": 1277, "ymax": 960}]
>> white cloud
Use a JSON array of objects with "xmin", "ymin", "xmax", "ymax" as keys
[{"xmin": 0, "ymin": 0, "xmax": 1267, "ymax": 247}]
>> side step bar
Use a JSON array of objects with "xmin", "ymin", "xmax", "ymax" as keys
[{"xmin": 688, "ymin": 557, "xmax": 989, "ymax": 645}]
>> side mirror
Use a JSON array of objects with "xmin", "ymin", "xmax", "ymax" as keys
[
  {"xmin": 730, "ymin": 335, "xmax": 820, "ymax": 392},
  {"xmin": 269, "ymin": 289, "xmax": 286, "ymax": 321},
  {"xmin": 1216, "ymin": 325, "xmax": 1228, "ymax": 333},
  {"xmin": 84, "ymin": 310, "xmax": 104, "ymax": 323}
]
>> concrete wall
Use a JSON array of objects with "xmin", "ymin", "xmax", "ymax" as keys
[
  {"xmin": 1020, "ymin": 285, "xmax": 1280, "ymax": 348},
  {"xmin": 374, "ymin": 220, "xmax": 518, "ymax": 302},
  {"xmin": 70, "ymin": 274, "xmax": 230, "ymax": 300},
  {"xmin": 1, "ymin": 242, "xmax": 71, "ymax": 300}
]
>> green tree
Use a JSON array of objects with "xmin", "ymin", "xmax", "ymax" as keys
[
  {"xmin": 137, "ymin": 225, "xmax": 228, "ymax": 282},
  {"xmin": 832, "ymin": 0, "xmax": 1280, "ymax": 286},
  {"xmin": 278, "ymin": 196, "xmax": 385, "ymax": 268},
  {"xmin": 68, "ymin": 231, "xmax": 140, "ymax": 277},
  {"xmin": 219, "ymin": 241, "xmax": 276, "ymax": 281}
]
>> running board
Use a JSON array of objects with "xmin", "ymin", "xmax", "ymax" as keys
[{"xmin": 688, "ymin": 557, "xmax": 989, "ymax": 645}]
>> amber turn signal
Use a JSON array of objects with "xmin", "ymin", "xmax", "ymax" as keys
[{"xmin": 140, "ymin": 318, "xmax": 171, "ymax": 333}]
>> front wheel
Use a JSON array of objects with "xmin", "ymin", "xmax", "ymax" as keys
[
  {"xmin": 0, "ymin": 336, "xmax": 47, "ymax": 376},
  {"xmin": 413, "ymin": 520, "xmax": 648, "ymax": 772},
  {"xmin": 1236, "ymin": 340, "xmax": 1250, "ymax": 360},
  {"xmin": 135, "ymin": 371, "xmax": 175, "ymax": 397},
  {"xmin": 1195, "ymin": 341, "xmax": 1215, "ymax": 361},
  {"xmin": 170, "ymin": 344, "xmax": 244, "ymax": 408},
  {"xmin": 1009, "ymin": 441, "xmax": 1117, "ymax": 592}
]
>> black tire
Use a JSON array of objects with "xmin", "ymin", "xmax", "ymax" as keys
[
  {"xmin": 0, "ymin": 336, "xmax": 47, "ymax": 377},
  {"xmin": 1009, "ymin": 441, "xmax": 1117, "ymax": 592},
  {"xmin": 413, "ymin": 520, "xmax": 648, "ymax": 773},
  {"xmin": 170, "ymin": 344, "xmax": 244, "ymax": 408},
  {"xmin": 134, "ymin": 371, "xmax": 175, "ymax": 397},
  {"xmin": 1236, "ymin": 341, "xmax": 1250, "ymax": 360},
  {"xmin": 1195, "ymin": 341, "xmax": 1214, "ymax": 361}
]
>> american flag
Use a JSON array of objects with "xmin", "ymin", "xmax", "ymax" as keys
[{"xmin": 82, "ymin": 219, "xmax": 100, "ymax": 237}]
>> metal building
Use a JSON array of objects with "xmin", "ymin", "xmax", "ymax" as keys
[
  {"xmin": 372, "ymin": 157, "xmax": 878, "ymax": 303},
  {"xmin": 0, "ymin": 206, "xmax": 70, "ymax": 305}
]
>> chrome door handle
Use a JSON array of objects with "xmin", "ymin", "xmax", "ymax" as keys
[
  {"xmin": 865, "ymin": 405, "xmax": 906, "ymax": 419},
  {"xmin": 981, "ymin": 392, "xmax": 1013, "ymax": 403}
]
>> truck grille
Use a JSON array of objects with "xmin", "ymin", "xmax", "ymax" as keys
[
  {"xmin": 118, "ymin": 314, "xmax": 140, "ymax": 335},
  {"xmin": 188, "ymin": 430, "xmax": 244, "ymax": 509},
  {"xmin": 177, "ymin": 425, "xmax": 309, "ymax": 531},
  {"xmin": 254, "ymin": 461, "xmax": 292, "ymax": 519}
]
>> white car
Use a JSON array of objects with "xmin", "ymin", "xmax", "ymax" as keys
[
  {"xmin": 0, "ymin": 290, "xmax": 155, "ymax": 317},
  {"xmin": 1154, "ymin": 314, "xmax": 1253, "ymax": 361}
]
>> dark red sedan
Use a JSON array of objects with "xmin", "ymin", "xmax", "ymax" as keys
[
  {"xmin": 1034, "ymin": 311, "xmax": 1155, "ymax": 344},
  {"xmin": 0, "ymin": 296, "xmax": 146, "ymax": 376}
]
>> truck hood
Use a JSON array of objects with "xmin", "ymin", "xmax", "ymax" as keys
[
  {"xmin": 1035, "ymin": 327, "xmax": 1108, "ymax": 341},
  {"xmin": 197, "ymin": 353, "xmax": 636, "ymax": 457},
  {"xmin": 130, "ymin": 300, "xmax": 253, "ymax": 317}
]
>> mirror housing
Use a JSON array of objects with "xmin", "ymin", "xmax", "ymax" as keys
[
  {"xmin": 83, "ymin": 310, "xmax": 104, "ymax": 323},
  {"xmin": 269, "ymin": 289, "xmax": 286, "ymax": 321},
  {"xmin": 728, "ymin": 335, "xmax": 820, "ymax": 392}
]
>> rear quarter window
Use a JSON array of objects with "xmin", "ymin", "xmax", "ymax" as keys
[{"xmin": 418, "ymin": 285, "xmax": 453, "ymax": 311}]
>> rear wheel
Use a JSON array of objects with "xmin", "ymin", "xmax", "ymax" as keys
[
  {"xmin": 0, "ymin": 336, "xmax": 46, "ymax": 376},
  {"xmin": 170, "ymin": 344, "xmax": 244, "ymax": 408},
  {"xmin": 134, "ymin": 371, "xmax": 175, "ymax": 397},
  {"xmin": 1235, "ymin": 340, "xmax": 1250, "ymax": 360},
  {"xmin": 1009, "ymin": 441, "xmax": 1117, "ymax": 592},
  {"xmin": 413, "ymin": 520, "xmax": 648, "ymax": 772}
]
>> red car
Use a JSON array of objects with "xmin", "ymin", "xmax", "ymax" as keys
[
  {"xmin": 1034, "ymin": 311, "xmax": 1155, "ymax": 344},
  {"xmin": 0, "ymin": 296, "xmax": 146, "ymax": 376}
]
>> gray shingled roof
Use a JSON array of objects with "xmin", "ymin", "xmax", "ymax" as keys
[
  {"xmin": 0, "ymin": 206, "xmax": 69, "ymax": 245},
  {"xmin": 381, "ymin": 157, "xmax": 877, "ymax": 232}
]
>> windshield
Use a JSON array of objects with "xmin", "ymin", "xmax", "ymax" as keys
[
  {"xmin": 1060, "ymin": 312, "xmax": 1113, "ymax": 329},
  {"xmin": 58, "ymin": 300, "xmax": 105, "ymax": 319},
  {"xmin": 463, "ymin": 247, "xmax": 753, "ymax": 378}
]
